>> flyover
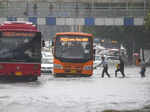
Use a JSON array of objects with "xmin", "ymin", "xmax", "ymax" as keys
[{"xmin": 0, "ymin": 0, "xmax": 149, "ymax": 40}]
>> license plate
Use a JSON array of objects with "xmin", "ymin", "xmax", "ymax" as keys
[
  {"xmin": 71, "ymin": 70, "xmax": 76, "ymax": 73},
  {"xmin": 15, "ymin": 72, "xmax": 22, "ymax": 76}
]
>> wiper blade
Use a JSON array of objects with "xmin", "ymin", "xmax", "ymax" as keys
[
  {"xmin": 0, "ymin": 58, "xmax": 26, "ymax": 62},
  {"xmin": 11, "ymin": 59, "xmax": 27, "ymax": 62}
]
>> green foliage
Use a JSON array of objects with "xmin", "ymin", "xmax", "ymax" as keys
[
  {"xmin": 0, "ymin": 2, "xmax": 2, "ymax": 8},
  {"xmin": 102, "ymin": 110, "xmax": 120, "ymax": 112},
  {"xmin": 0, "ymin": 2, "xmax": 4, "ymax": 8},
  {"xmin": 144, "ymin": 12, "xmax": 150, "ymax": 31},
  {"xmin": 82, "ymin": 26, "xmax": 98, "ymax": 37},
  {"xmin": 102, "ymin": 109, "xmax": 141, "ymax": 112}
]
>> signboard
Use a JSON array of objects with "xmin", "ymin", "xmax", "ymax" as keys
[
  {"xmin": 60, "ymin": 38, "xmax": 88, "ymax": 42},
  {"xmin": 2, "ymin": 32, "xmax": 35, "ymax": 37}
]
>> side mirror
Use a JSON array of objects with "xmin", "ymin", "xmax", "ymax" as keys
[
  {"xmin": 36, "ymin": 32, "xmax": 41, "ymax": 37},
  {"xmin": 51, "ymin": 40, "xmax": 54, "ymax": 55},
  {"xmin": 93, "ymin": 49, "xmax": 96, "ymax": 61},
  {"xmin": 52, "ymin": 40, "xmax": 54, "ymax": 47},
  {"xmin": 42, "ymin": 40, "xmax": 45, "ymax": 47},
  {"xmin": 86, "ymin": 45, "xmax": 90, "ymax": 49}
]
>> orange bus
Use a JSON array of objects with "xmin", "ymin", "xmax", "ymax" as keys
[{"xmin": 53, "ymin": 32, "xmax": 94, "ymax": 77}]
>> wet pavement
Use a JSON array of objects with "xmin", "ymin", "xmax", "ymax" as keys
[{"xmin": 0, "ymin": 66, "xmax": 150, "ymax": 112}]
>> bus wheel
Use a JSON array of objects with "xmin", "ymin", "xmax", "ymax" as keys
[
  {"xmin": 54, "ymin": 74, "xmax": 65, "ymax": 77},
  {"xmin": 83, "ymin": 74, "xmax": 91, "ymax": 77},
  {"xmin": 54, "ymin": 74, "xmax": 59, "ymax": 77},
  {"xmin": 29, "ymin": 76, "xmax": 38, "ymax": 81}
]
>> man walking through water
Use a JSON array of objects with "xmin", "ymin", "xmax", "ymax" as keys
[
  {"xmin": 115, "ymin": 56, "xmax": 126, "ymax": 78},
  {"xmin": 100, "ymin": 56, "xmax": 110, "ymax": 78}
]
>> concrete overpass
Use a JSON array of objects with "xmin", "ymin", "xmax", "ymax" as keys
[
  {"xmin": 0, "ymin": 0, "xmax": 149, "ymax": 17},
  {"xmin": 0, "ymin": 0, "xmax": 149, "ymax": 39},
  {"xmin": 0, "ymin": 17, "xmax": 145, "ymax": 26}
]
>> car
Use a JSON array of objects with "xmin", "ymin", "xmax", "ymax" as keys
[
  {"xmin": 41, "ymin": 58, "xmax": 53, "ymax": 73},
  {"xmin": 106, "ymin": 55, "xmax": 119, "ymax": 61},
  {"xmin": 105, "ymin": 55, "xmax": 120, "ymax": 66},
  {"xmin": 94, "ymin": 55, "xmax": 120, "ymax": 68},
  {"xmin": 41, "ymin": 51, "xmax": 53, "ymax": 59},
  {"xmin": 94, "ymin": 55, "xmax": 102, "ymax": 68}
]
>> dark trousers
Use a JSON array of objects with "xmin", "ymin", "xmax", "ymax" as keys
[
  {"xmin": 102, "ymin": 67, "xmax": 110, "ymax": 78},
  {"xmin": 115, "ymin": 68, "xmax": 125, "ymax": 77},
  {"xmin": 140, "ymin": 68, "xmax": 146, "ymax": 77}
]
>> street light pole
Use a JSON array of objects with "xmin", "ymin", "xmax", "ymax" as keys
[
  {"xmin": 75, "ymin": 0, "xmax": 79, "ymax": 32},
  {"xmin": 126, "ymin": 0, "xmax": 129, "ymax": 16},
  {"xmin": 144, "ymin": 0, "xmax": 146, "ymax": 17},
  {"xmin": 91, "ymin": 0, "xmax": 94, "ymax": 17}
]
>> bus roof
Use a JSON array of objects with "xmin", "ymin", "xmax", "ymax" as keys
[
  {"xmin": 56, "ymin": 32, "xmax": 93, "ymax": 37},
  {"xmin": 0, "ymin": 21, "xmax": 38, "ymax": 32}
]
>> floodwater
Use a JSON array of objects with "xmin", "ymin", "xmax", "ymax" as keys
[{"xmin": 0, "ymin": 66, "xmax": 150, "ymax": 112}]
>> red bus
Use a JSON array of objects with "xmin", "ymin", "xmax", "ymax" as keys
[
  {"xmin": 53, "ymin": 32, "xmax": 94, "ymax": 77},
  {"xmin": 0, "ymin": 21, "xmax": 41, "ymax": 81}
]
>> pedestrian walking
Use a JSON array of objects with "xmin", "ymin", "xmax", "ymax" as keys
[
  {"xmin": 138, "ymin": 59, "xmax": 146, "ymax": 78},
  {"xmin": 115, "ymin": 57, "xmax": 126, "ymax": 78},
  {"xmin": 98, "ymin": 56, "xmax": 110, "ymax": 78}
]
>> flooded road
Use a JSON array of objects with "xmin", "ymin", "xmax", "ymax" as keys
[{"xmin": 0, "ymin": 67, "xmax": 150, "ymax": 112}]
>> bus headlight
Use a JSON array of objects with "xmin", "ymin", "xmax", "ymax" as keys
[
  {"xmin": 16, "ymin": 66, "xmax": 21, "ymax": 70},
  {"xmin": 83, "ymin": 65, "xmax": 92, "ymax": 70},
  {"xmin": 54, "ymin": 64, "xmax": 63, "ymax": 69}
]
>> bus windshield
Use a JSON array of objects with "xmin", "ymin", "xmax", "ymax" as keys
[
  {"xmin": 0, "ymin": 31, "xmax": 41, "ymax": 62},
  {"xmin": 55, "ymin": 36, "xmax": 92, "ymax": 60}
]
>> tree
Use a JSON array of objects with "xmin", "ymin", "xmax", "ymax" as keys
[
  {"xmin": 0, "ymin": 1, "xmax": 7, "ymax": 16},
  {"xmin": 145, "ymin": 12, "xmax": 150, "ymax": 31}
]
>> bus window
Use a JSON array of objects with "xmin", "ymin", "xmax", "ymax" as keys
[{"xmin": 55, "ymin": 36, "xmax": 92, "ymax": 59}]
